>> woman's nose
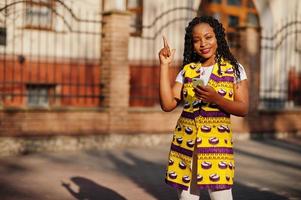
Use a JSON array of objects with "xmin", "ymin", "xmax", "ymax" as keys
[{"xmin": 200, "ymin": 39, "xmax": 206, "ymax": 47}]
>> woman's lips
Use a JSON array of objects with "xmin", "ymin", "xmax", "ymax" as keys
[{"xmin": 200, "ymin": 48, "xmax": 210, "ymax": 54}]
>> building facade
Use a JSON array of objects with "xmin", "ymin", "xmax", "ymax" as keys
[{"xmin": 0, "ymin": 0, "xmax": 300, "ymax": 154}]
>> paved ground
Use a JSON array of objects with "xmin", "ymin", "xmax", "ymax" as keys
[{"xmin": 0, "ymin": 135, "xmax": 301, "ymax": 200}]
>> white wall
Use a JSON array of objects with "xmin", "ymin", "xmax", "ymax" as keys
[{"xmin": 0, "ymin": 0, "xmax": 102, "ymax": 60}]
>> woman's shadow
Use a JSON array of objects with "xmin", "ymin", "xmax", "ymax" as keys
[{"xmin": 62, "ymin": 176, "xmax": 126, "ymax": 200}]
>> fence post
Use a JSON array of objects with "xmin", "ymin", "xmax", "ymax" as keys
[
  {"xmin": 237, "ymin": 26, "xmax": 261, "ymax": 117},
  {"xmin": 101, "ymin": 7, "xmax": 132, "ymax": 133}
]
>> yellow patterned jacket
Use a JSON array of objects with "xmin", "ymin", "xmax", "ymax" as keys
[{"xmin": 165, "ymin": 61, "xmax": 235, "ymax": 191}]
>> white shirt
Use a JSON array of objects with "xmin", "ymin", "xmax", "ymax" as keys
[{"xmin": 175, "ymin": 64, "xmax": 247, "ymax": 85}]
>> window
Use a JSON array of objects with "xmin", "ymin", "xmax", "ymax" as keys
[
  {"xmin": 247, "ymin": 13, "xmax": 259, "ymax": 26},
  {"xmin": 0, "ymin": 27, "xmax": 6, "ymax": 46},
  {"xmin": 199, "ymin": 0, "xmax": 258, "ymax": 30},
  {"xmin": 228, "ymin": 15, "xmax": 239, "ymax": 27},
  {"xmin": 27, "ymin": 84, "xmax": 55, "ymax": 107},
  {"xmin": 127, "ymin": 0, "xmax": 143, "ymax": 36},
  {"xmin": 25, "ymin": 0, "xmax": 55, "ymax": 30},
  {"xmin": 227, "ymin": 0, "xmax": 241, "ymax": 6}
]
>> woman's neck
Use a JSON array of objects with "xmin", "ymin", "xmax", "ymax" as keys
[{"xmin": 201, "ymin": 57, "xmax": 216, "ymax": 67}]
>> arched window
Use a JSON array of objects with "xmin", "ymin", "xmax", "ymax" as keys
[{"xmin": 198, "ymin": 0, "xmax": 259, "ymax": 48}]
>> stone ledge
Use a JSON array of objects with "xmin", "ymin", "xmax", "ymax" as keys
[
  {"xmin": 1, "ymin": 132, "xmax": 300, "ymax": 157},
  {"xmin": 0, "ymin": 134, "xmax": 172, "ymax": 157}
]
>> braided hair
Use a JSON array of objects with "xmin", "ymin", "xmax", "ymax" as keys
[{"xmin": 182, "ymin": 15, "xmax": 240, "ymax": 79}]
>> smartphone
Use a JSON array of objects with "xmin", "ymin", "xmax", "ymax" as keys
[{"xmin": 192, "ymin": 78, "xmax": 204, "ymax": 88}]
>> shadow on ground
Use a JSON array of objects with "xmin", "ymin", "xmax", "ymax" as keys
[
  {"xmin": 62, "ymin": 176, "xmax": 126, "ymax": 200},
  {"xmin": 0, "ymin": 138, "xmax": 300, "ymax": 200},
  {"xmin": 0, "ymin": 161, "xmax": 33, "ymax": 200},
  {"xmin": 107, "ymin": 151, "xmax": 177, "ymax": 200},
  {"xmin": 251, "ymin": 135, "xmax": 301, "ymax": 154},
  {"xmin": 85, "ymin": 150, "xmax": 291, "ymax": 200},
  {"xmin": 0, "ymin": 181, "xmax": 32, "ymax": 200},
  {"xmin": 199, "ymin": 182, "xmax": 292, "ymax": 200},
  {"xmin": 234, "ymin": 147, "xmax": 301, "ymax": 171}
]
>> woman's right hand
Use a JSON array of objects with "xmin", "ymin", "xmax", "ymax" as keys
[
  {"xmin": 158, "ymin": 36, "xmax": 180, "ymax": 112},
  {"xmin": 158, "ymin": 36, "xmax": 175, "ymax": 65}
]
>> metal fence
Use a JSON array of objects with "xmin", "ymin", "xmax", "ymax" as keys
[
  {"xmin": 128, "ymin": 1, "xmax": 301, "ymax": 110},
  {"xmin": 260, "ymin": 14, "xmax": 301, "ymax": 109},
  {"xmin": 0, "ymin": 0, "xmax": 102, "ymax": 108},
  {"xmin": 3, "ymin": 1, "xmax": 299, "ymax": 110}
]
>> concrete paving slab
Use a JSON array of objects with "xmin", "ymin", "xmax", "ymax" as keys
[{"xmin": 0, "ymin": 136, "xmax": 300, "ymax": 200}]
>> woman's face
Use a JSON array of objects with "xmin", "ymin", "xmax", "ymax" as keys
[{"xmin": 192, "ymin": 23, "xmax": 217, "ymax": 65}]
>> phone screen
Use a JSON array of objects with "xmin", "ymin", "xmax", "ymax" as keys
[{"xmin": 192, "ymin": 79, "xmax": 204, "ymax": 87}]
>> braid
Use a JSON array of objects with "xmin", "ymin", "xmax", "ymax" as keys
[{"xmin": 182, "ymin": 15, "xmax": 240, "ymax": 79}]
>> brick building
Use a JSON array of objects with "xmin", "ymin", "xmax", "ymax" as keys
[{"xmin": 0, "ymin": 0, "xmax": 300, "ymax": 154}]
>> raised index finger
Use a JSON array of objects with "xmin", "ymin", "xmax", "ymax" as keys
[{"xmin": 163, "ymin": 36, "xmax": 170, "ymax": 49}]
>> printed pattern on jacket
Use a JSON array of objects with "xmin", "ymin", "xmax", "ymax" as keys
[{"xmin": 165, "ymin": 61, "xmax": 235, "ymax": 191}]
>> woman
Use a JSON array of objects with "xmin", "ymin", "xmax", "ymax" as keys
[{"xmin": 158, "ymin": 16, "xmax": 249, "ymax": 200}]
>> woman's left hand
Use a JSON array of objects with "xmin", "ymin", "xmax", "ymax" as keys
[{"xmin": 193, "ymin": 85, "xmax": 221, "ymax": 104}]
